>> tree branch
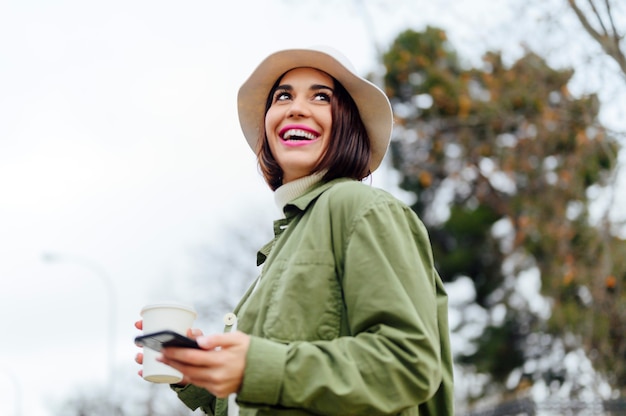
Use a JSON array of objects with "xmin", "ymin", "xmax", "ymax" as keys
[
  {"xmin": 568, "ymin": 0, "xmax": 626, "ymax": 77},
  {"xmin": 586, "ymin": 0, "xmax": 609, "ymax": 36}
]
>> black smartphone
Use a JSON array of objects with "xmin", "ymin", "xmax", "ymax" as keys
[{"xmin": 135, "ymin": 330, "xmax": 200, "ymax": 352}]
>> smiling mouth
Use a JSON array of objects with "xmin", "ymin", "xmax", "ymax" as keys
[{"xmin": 280, "ymin": 128, "xmax": 319, "ymax": 141}]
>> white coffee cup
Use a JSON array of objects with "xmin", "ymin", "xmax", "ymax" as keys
[{"xmin": 140, "ymin": 301, "xmax": 197, "ymax": 383}]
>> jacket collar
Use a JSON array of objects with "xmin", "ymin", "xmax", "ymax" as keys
[
  {"xmin": 283, "ymin": 177, "xmax": 353, "ymax": 218},
  {"xmin": 257, "ymin": 178, "xmax": 355, "ymax": 266}
]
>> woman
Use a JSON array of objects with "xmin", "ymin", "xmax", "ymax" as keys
[{"xmin": 135, "ymin": 46, "xmax": 454, "ymax": 415}]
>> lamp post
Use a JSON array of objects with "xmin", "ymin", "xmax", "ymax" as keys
[{"xmin": 42, "ymin": 252, "xmax": 116, "ymax": 396}]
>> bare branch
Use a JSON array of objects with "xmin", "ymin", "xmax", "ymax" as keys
[
  {"xmin": 604, "ymin": 0, "xmax": 619, "ymax": 36},
  {"xmin": 587, "ymin": 0, "xmax": 609, "ymax": 35},
  {"xmin": 568, "ymin": 0, "xmax": 626, "ymax": 77},
  {"xmin": 604, "ymin": 0, "xmax": 623, "ymax": 60}
]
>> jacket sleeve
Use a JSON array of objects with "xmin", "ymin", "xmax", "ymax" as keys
[
  {"xmin": 171, "ymin": 384, "xmax": 217, "ymax": 415},
  {"xmin": 237, "ymin": 198, "xmax": 445, "ymax": 415}
]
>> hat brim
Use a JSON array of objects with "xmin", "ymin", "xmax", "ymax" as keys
[{"xmin": 237, "ymin": 47, "xmax": 393, "ymax": 173}]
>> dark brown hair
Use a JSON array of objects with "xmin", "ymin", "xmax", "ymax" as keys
[{"xmin": 256, "ymin": 71, "xmax": 371, "ymax": 191}]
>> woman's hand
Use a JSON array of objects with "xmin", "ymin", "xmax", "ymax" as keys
[
  {"xmin": 157, "ymin": 331, "xmax": 251, "ymax": 398},
  {"xmin": 134, "ymin": 320, "xmax": 145, "ymax": 377},
  {"xmin": 134, "ymin": 320, "xmax": 206, "ymax": 382}
]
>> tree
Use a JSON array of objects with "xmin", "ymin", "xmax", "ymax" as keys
[
  {"xmin": 52, "ymin": 371, "xmax": 200, "ymax": 416},
  {"xmin": 567, "ymin": 0, "xmax": 626, "ymax": 78},
  {"xmin": 189, "ymin": 205, "xmax": 274, "ymax": 332},
  {"xmin": 383, "ymin": 27, "xmax": 626, "ymax": 400}
]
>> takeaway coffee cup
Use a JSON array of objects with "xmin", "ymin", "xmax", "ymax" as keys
[{"xmin": 140, "ymin": 301, "xmax": 197, "ymax": 383}]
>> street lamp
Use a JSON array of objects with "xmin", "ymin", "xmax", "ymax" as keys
[{"xmin": 42, "ymin": 252, "xmax": 116, "ymax": 396}]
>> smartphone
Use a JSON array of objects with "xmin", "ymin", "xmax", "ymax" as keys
[{"xmin": 135, "ymin": 330, "xmax": 200, "ymax": 352}]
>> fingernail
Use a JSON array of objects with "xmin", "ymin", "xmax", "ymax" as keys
[{"xmin": 197, "ymin": 336, "xmax": 210, "ymax": 348}]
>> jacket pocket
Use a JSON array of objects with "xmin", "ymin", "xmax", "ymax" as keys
[{"xmin": 263, "ymin": 250, "xmax": 342, "ymax": 342}]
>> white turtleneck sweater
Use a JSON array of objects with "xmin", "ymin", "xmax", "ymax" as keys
[{"xmin": 273, "ymin": 171, "xmax": 326, "ymax": 216}]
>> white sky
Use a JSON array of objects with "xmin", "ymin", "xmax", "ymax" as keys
[{"xmin": 0, "ymin": 1, "xmax": 624, "ymax": 415}]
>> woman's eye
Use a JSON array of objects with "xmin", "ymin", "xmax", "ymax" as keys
[
  {"xmin": 314, "ymin": 92, "xmax": 331, "ymax": 102},
  {"xmin": 275, "ymin": 92, "xmax": 291, "ymax": 102}
]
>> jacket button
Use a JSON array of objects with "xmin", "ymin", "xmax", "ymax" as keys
[{"xmin": 223, "ymin": 312, "xmax": 237, "ymax": 326}]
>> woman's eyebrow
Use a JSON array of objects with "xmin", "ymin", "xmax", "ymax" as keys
[
  {"xmin": 275, "ymin": 84, "xmax": 334, "ymax": 92},
  {"xmin": 311, "ymin": 84, "xmax": 334, "ymax": 92},
  {"xmin": 275, "ymin": 84, "xmax": 293, "ymax": 91}
]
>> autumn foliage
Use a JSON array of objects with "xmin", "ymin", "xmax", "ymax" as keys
[{"xmin": 383, "ymin": 27, "xmax": 625, "ymax": 397}]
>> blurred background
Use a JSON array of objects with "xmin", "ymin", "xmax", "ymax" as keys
[{"xmin": 1, "ymin": 0, "xmax": 624, "ymax": 415}]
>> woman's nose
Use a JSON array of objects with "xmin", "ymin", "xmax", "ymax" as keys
[{"xmin": 286, "ymin": 98, "xmax": 311, "ymax": 118}]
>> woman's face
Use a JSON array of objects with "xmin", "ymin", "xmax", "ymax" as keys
[{"xmin": 265, "ymin": 67, "xmax": 334, "ymax": 184}]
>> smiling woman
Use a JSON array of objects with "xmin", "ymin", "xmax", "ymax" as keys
[
  {"xmin": 252, "ymin": 58, "xmax": 376, "ymax": 192},
  {"xmin": 134, "ymin": 45, "xmax": 455, "ymax": 416},
  {"xmin": 264, "ymin": 67, "xmax": 334, "ymax": 184}
]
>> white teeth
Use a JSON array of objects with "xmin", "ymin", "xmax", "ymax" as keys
[{"xmin": 283, "ymin": 129, "xmax": 317, "ymax": 140}]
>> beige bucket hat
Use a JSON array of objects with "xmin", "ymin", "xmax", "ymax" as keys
[{"xmin": 237, "ymin": 46, "xmax": 393, "ymax": 172}]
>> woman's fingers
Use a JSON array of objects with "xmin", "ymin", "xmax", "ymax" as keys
[
  {"xmin": 187, "ymin": 328, "xmax": 204, "ymax": 339},
  {"xmin": 135, "ymin": 321, "xmax": 144, "ymax": 378},
  {"xmin": 196, "ymin": 332, "xmax": 243, "ymax": 350},
  {"xmin": 157, "ymin": 332, "xmax": 250, "ymax": 398}
]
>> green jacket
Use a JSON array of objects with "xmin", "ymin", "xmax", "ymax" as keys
[{"xmin": 175, "ymin": 178, "xmax": 454, "ymax": 415}]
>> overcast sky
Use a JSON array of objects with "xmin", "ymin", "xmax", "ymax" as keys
[{"xmin": 1, "ymin": 1, "xmax": 624, "ymax": 415}]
